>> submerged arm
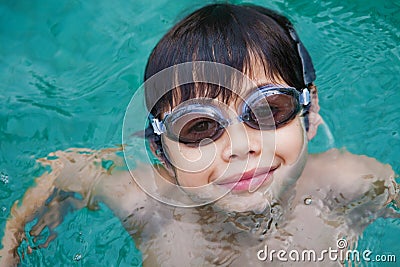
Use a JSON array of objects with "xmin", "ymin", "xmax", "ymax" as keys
[{"xmin": 0, "ymin": 147, "xmax": 141, "ymax": 265}]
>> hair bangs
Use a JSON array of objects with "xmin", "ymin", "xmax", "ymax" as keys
[{"xmin": 145, "ymin": 4, "xmax": 305, "ymax": 117}]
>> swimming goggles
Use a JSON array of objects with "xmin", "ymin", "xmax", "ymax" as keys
[{"xmin": 149, "ymin": 85, "xmax": 310, "ymax": 146}]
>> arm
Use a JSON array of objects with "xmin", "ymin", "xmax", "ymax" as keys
[
  {"xmin": 0, "ymin": 147, "xmax": 145, "ymax": 265},
  {"xmin": 0, "ymin": 161, "xmax": 65, "ymax": 266}
]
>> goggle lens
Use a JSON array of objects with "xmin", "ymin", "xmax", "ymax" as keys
[
  {"xmin": 171, "ymin": 116, "xmax": 224, "ymax": 145},
  {"xmin": 249, "ymin": 93, "xmax": 300, "ymax": 129}
]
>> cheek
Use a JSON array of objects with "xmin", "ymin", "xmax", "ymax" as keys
[
  {"xmin": 162, "ymin": 138, "xmax": 217, "ymax": 169},
  {"xmin": 161, "ymin": 138, "xmax": 217, "ymax": 187},
  {"xmin": 274, "ymin": 117, "xmax": 305, "ymax": 164},
  {"xmin": 175, "ymin": 170, "xmax": 210, "ymax": 187},
  {"xmin": 269, "ymin": 117, "xmax": 307, "ymax": 199}
]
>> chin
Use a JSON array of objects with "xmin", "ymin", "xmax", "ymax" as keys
[{"xmin": 213, "ymin": 191, "xmax": 272, "ymax": 214}]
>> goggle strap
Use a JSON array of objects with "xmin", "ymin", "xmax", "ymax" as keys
[{"xmin": 287, "ymin": 26, "xmax": 316, "ymax": 86}]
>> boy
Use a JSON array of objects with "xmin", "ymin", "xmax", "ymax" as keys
[{"xmin": 1, "ymin": 3, "xmax": 398, "ymax": 266}]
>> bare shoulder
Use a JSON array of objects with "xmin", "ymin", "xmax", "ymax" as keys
[
  {"xmin": 94, "ymin": 169, "xmax": 149, "ymax": 218},
  {"xmin": 40, "ymin": 147, "xmax": 151, "ymax": 220},
  {"xmin": 299, "ymin": 148, "xmax": 397, "ymax": 206},
  {"xmin": 307, "ymin": 148, "xmax": 394, "ymax": 183}
]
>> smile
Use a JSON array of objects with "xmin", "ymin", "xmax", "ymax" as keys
[{"xmin": 216, "ymin": 165, "xmax": 279, "ymax": 192}]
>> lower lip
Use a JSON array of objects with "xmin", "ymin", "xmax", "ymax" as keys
[{"xmin": 221, "ymin": 171, "xmax": 274, "ymax": 192}]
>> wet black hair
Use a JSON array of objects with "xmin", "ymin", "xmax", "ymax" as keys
[{"xmin": 144, "ymin": 3, "xmax": 315, "ymax": 118}]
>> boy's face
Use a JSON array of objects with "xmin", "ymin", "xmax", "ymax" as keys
[{"xmin": 159, "ymin": 73, "xmax": 309, "ymax": 212}]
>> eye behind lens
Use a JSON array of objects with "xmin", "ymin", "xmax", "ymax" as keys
[
  {"xmin": 246, "ymin": 92, "xmax": 301, "ymax": 130},
  {"xmin": 176, "ymin": 117, "xmax": 225, "ymax": 145}
]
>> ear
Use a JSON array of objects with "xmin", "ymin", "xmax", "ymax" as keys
[
  {"xmin": 148, "ymin": 136, "xmax": 166, "ymax": 164},
  {"xmin": 148, "ymin": 136, "xmax": 176, "ymax": 178},
  {"xmin": 149, "ymin": 136, "xmax": 160, "ymax": 158},
  {"xmin": 307, "ymin": 85, "xmax": 323, "ymax": 140}
]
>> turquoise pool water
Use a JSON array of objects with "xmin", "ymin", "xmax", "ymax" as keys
[{"xmin": 0, "ymin": 0, "xmax": 399, "ymax": 266}]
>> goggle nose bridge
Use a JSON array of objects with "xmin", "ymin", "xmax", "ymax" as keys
[{"xmin": 218, "ymin": 112, "xmax": 250, "ymax": 129}]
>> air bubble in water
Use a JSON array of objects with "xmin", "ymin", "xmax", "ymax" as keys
[
  {"xmin": 0, "ymin": 172, "xmax": 9, "ymax": 184},
  {"xmin": 73, "ymin": 253, "xmax": 82, "ymax": 261}
]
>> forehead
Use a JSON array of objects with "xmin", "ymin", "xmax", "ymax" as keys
[
  {"xmin": 242, "ymin": 53, "xmax": 287, "ymax": 87},
  {"xmin": 198, "ymin": 61, "xmax": 287, "ymax": 105},
  {"xmin": 152, "ymin": 58, "xmax": 288, "ymax": 117}
]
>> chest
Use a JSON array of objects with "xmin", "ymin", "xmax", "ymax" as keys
[{"xmin": 138, "ymin": 203, "xmax": 349, "ymax": 267}]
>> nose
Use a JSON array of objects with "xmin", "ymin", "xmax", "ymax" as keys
[{"xmin": 221, "ymin": 122, "xmax": 265, "ymax": 162}]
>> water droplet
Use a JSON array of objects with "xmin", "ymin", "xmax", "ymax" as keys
[
  {"xmin": 73, "ymin": 253, "xmax": 82, "ymax": 261},
  {"xmin": 271, "ymin": 207, "xmax": 277, "ymax": 214},
  {"xmin": 251, "ymin": 222, "xmax": 261, "ymax": 234},
  {"xmin": 261, "ymin": 228, "xmax": 268, "ymax": 235},
  {"xmin": 0, "ymin": 172, "xmax": 9, "ymax": 184},
  {"xmin": 304, "ymin": 197, "xmax": 312, "ymax": 205}
]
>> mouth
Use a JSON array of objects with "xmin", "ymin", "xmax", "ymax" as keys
[{"xmin": 216, "ymin": 165, "xmax": 279, "ymax": 192}]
